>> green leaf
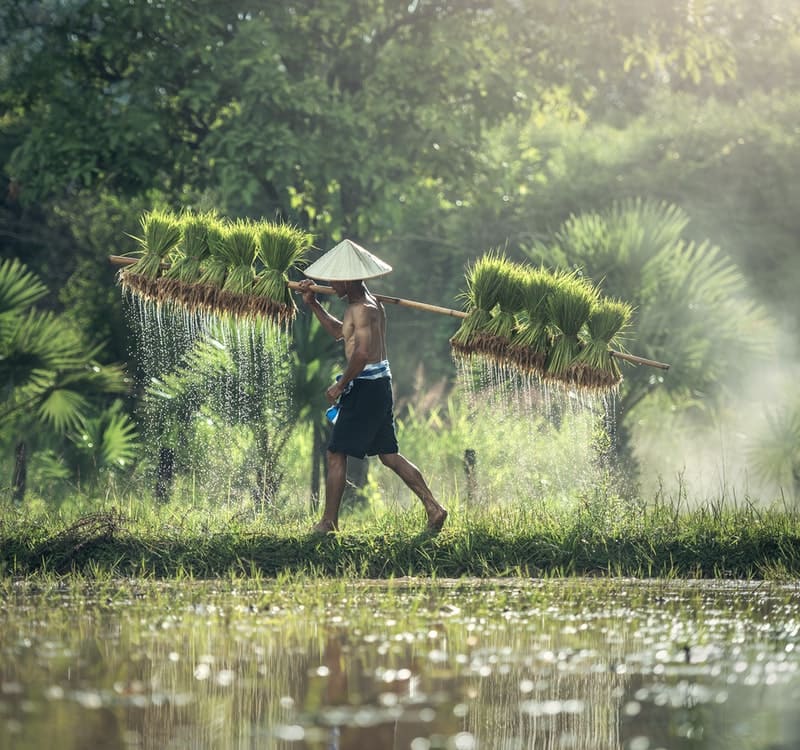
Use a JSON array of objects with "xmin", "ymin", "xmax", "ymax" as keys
[
  {"xmin": 0, "ymin": 258, "xmax": 47, "ymax": 318},
  {"xmin": 37, "ymin": 388, "xmax": 91, "ymax": 433}
]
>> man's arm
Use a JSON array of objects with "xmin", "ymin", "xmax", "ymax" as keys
[{"xmin": 298, "ymin": 280, "xmax": 343, "ymax": 340}]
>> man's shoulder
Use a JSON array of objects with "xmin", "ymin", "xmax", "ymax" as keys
[{"xmin": 347, "ymin": 298, "xmax": 380, "ymax": 319}]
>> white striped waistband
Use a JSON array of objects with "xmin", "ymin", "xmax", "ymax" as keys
[{"xmin": 356, "ymin": 359, "xmax": 392, "ymax": 380}]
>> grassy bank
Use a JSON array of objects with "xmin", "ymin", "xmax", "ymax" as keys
[{"xmin": 2, "ymin": 492, "xmax": 799, "ymax": 579}]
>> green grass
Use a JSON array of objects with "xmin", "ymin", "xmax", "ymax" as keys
[{"xmin": 2, "ymin": 492, "xmax": 798, "ymax": 580}]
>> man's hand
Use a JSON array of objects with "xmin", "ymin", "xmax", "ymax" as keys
[
  {"xmin": 325, "ymin": 381, "xmax": 344, "ymax": 405},
  {"xmin": 296, "ymin": 278, "xmax": 317, "ymax": 307}
]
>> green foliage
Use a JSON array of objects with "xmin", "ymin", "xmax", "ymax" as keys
[
  {"xmin": 138, "ymin": 317, "xmax": 295, "ymax": 507},
  {"xmin": 749, "ymin": 396, "xmax": 800, "ymax": 500},
  {"xmin": 1, "ymin": 0, "xmax": 799, "ymax": 501},
  {"xmin": 2, "ymin": 488, "xmax": 799, "ymax": 578},
  {"xmin": 69, "ymin": 401, "xmax": 138, "ymax": 473},
  {"xmin": 0, "ymin": 258, "xmax": 47, "ymax": 319},
  {"xmin": 0, "ymin": 259, "xmax": 137, "ymax": 500}
]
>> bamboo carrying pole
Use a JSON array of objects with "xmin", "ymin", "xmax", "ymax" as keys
[{"xmin": 109, "ymin": 255, "xmax": 670, "ymax": 370}]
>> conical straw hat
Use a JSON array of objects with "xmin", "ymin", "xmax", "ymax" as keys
[{"xmin": 303, "ymin": 239, "xmax": 392, "ymax": 281}]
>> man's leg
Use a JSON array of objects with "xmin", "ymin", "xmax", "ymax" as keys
[
  {"xmin": 313, "ymin": 450, "xmax": 347, "ymax": 533},
  {"xmin": 378, "ymin": 452, "xmax": 448, "ymax": 531}
]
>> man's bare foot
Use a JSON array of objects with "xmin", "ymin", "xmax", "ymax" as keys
[
  {"xmin": 425, "ymin": 507, "xmax": 448, "ymax": 533},
  {"xmin": 311, "ymin": 520, "xmax": 337, "ymax": 535}
]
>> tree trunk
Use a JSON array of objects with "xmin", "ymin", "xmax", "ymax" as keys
[
  {"xmin": 344, "ymin": 457, "xmax": 369, "ymax": 509},
  {"xmin": 310, "ymin": 423, "xmax": 323, "ymax": 513},
  {"xmin": 463, "ymin": 448, "xmax": 477, "ymax": 504},
  {"xmin": 155, "ymin": 447, "xmax": 175, "ymax": 503},
  {"xmin": 12, "ymin": 441, "xmax": 27, "ymax": 506}
]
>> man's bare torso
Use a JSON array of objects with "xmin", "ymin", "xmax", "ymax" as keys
[{"xmin": 341, "ymin": 292, "xmax": 388, "ymax": 364}]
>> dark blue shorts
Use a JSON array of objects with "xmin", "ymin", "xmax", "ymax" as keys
[{"xmin": 328, "ymin": 377, "xmax": 399, "ymax": 459}]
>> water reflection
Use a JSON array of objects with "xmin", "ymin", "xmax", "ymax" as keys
[{"xmin": 0, "ymin": 579, "xmax": 798, "ymax": 749}]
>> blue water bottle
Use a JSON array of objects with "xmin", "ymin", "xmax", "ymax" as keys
[{"xmin": 325, "ymin": 375, "xmax": 342, "ymax": 423}]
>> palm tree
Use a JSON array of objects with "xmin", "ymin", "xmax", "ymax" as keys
[
  {"xmin": 525, "ymin": 199, "xmax": 774, "ymax": 481},
  {"xmin": 749, "ymin": 395, "xmax": 800, "ymax": 502},
  {"xmin": 140, "ymin": 317, "xmax": 298, "ymax": 508},
  {"xmin": 0, "ymin": 258, "xmax": 135, "ymax": 503}
]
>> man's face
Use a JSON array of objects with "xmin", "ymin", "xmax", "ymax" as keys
[{"xmin": 330, "ymin": 280, "xmax": 348, "ymax": 298}]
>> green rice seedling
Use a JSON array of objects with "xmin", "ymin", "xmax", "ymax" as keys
[
  {"xmin": 127, "ymin": 209, "xmax": 182, "ymax": 278},
  {"xmin": 575, "ymin": 298, "xmax": 633, "ymax": 388},
  {"xmin": 450, "ymin": 307, "xmax": 493, "ymax": 355},
  {"xmin": 256, "ymin": 220, "xmax": 313, "ymax": 276},
  {"xmin": 451, "ymin": 251, "xmax": 512, "ymax": 357},
  {"xmin": 197, "ymin": 219, "xmax": 230, "ymax": 290},
  {"xmin": 253, "ymin": 221, "xmax": 314, "ymax": 322},
  {"xmin": 220, "ymin": 219, "xmax": 258, "ymax": 295},
  {"xmin": 120, "ymin": 209, "xmax": 182, "ymax": 302},
  {"xmin": 483, "ymin": 261, "xmax": 528, "ymax": 354},
  {"xmin": 509, "ymin": 268, "xmax": 558, "ymax": 374},
  {"xmin": 164, "ymin": 210, "xmax": 215, "ymax": 283},
  {"xmin": 545, "ymin": 271, "xmax": 598, "ymax": 381},
  {"xmin": 159, "ymin": 210, "xmax": 218, "ymax": 312}
]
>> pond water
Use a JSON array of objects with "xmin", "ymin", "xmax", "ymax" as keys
[{"xmin": 0, "ymin": 577, "xmax": 798, "ymax": 750}]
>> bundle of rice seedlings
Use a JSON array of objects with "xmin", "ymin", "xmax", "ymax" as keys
[
  {"xmin": 164, "ymin": 210, "xmax": 215, "ymax": 283},
  {"xmin": 257, "ymin": 220, "xmax": 313, "ymax": 275},
  {"xmin": 220, "ymin": 220, "xmax": 258, "ymax": 294},
  {"xmin": 253, "ymin": 220, "xmax": 313, "ymax": 323},
  {"xmin": 508, "ymin": 267, "xmax": 558, "ymax": 375},
  {"xmin": 450, "ymin": 251, "xmax": 512, "ymax": 357},
  {"xmin": 120, "ymin": 208, "xmax": 182, "ymax": 302},
  {"xmin": 575, "ymin": 298, "xmax": 633, "ymax": 388},
  {"xmin": 201, "ymin": 219, "xmax": 259, "ymax": 319},
  {"xmin": 482, "ymin": 261, "xmax": 528, "ymax": 359},
  {"xmin": 545, "ymin": 271, "xmax": 598, "ymax": 382},
  {"xmin": 197, "ymin": 220, "xmax": 230, "ymax": 290}
]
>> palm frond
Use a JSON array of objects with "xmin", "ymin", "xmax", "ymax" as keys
[
  {"xmin": 70, "ymin": 402, "xmax": 139, "ymax": 469},
  {"xmin": 0, "ymin": 258, "xmax": 47, "ymax": 318},
  {"xmin": 37, "ymin": 388, "xmax": 92, "ymax": 433},
  {"xmin": 1, "ymin": 310, "xmax": 87, "ymax": 382}
]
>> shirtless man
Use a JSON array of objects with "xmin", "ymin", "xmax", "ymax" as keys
[{"xmin": 297, "ymin": 274, "xmax": 448, "ymax": 535}]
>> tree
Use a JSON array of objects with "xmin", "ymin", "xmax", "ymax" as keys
[
  {"xmin": 525, "ymin": 199, "xmax": 775, "ymax": 478},
  {"xmin": 139, "ymin": 316, "xmax": 297, "ymax": 508},
  {"xmin": 0, "ymin": 258, "xmax": 136, "ymax": 503},
  {"xmin": 749, "ymin": 389, "xmax": 800, "ymax": 502}
]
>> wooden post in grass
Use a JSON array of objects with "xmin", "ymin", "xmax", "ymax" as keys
[
  {"xmin": 464, "ymin": 448, "xmax": 477, "ymax": 503},
  {"xmin": 155, "ymin": 447, "xmax": 175, "ymax": 504}
]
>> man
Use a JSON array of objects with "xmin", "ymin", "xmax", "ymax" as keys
[{"xmin": 297, "ymin": 239, "xmax": 448, "ymax": 535}]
